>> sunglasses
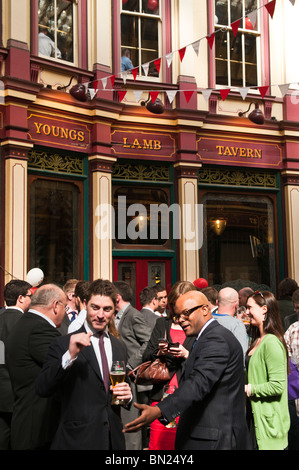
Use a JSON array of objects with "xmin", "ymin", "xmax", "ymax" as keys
[
  {"xmin": 254, "ymin": 290, "xmax": 265, "ymax": 300},
  {"xmin": 175, "ymin": 304, "xmax": 208, "ymax": 320}
]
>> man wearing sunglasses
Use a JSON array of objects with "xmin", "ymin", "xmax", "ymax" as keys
[{"xmin": 124, "ymin": 289, "xmax": 251, "ymax": 450}]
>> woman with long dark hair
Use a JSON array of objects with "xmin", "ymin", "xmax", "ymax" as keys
[{"xmin": 245, "ymin": 290, "xmax": 290, "ymax": 450}]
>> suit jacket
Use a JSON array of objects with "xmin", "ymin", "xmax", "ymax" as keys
[
  {"xmin": 142, "ymin": 317, "xmax": 195, "ymax": 400},
  {"xmin": 5, "ymin": 311, "xmax": 61, "ymax": 449},
  {"xmin": 140, "ymin": 307, "xmax": 159, "ymax": 332},
  {"xmin": 158, "ymin": 320, "xmax": 251, "ymax": 450},
  {"xmin": 118, "ymin": 303, "xmax": 153, "ymax": 370},
  {"xmin": 58, "ymin": 313, "xmax": 70, "ymax": 335},
  {"xmin": 35, "ymin": 325, "xmax": 129, "ymax": 450},
  {"xmin": 0, "ymin": 307, "xmax": 23, "ymax": 412}
]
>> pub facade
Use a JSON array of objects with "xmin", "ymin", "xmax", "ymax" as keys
[{"xmin": 0, "ymin": 0, "xmax": 299, "ymax": 307}]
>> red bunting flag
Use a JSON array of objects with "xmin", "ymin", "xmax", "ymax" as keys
[
  {"xmin": 258, "ymin": 86, "xmax": 269, "ymax": 98},
  {"xmin": 118, "ymin": 90, "xmax": 127, "ymax": 102},
  {"xmin": 179, "ymin": 47, "xmax": 186, "ymax": 62},
  {"xmin": 220, "ymin": 88, "xmax": 230, "ymax": 101},
  {"xmin": 231, "ymin": 19, "xmax": 241, "ymax": 37},
  {"xmin": 154, "ymin": 58, "xmax": 161, "ymax": 74},
  {"xmin": 110, "ymin": 75, "xmax": 116, "ymax": 87},
  {"xmin": 207, "ymin": 33, "xmax": 215, "ymax": 49},
  {"xmin": 265, "ymin": 0, "xmax": 276, "ymax": 18},
  {"xmin": 93, "ymin": 80, "xmax": 98, "ymax": 90},
  {"xmin": 131, "ymin": 67, "xmax": 138, "ymax": 81},
  {"xmin": 150, "ymin": 91, "xmax": 159, "ymax": 103},
  {"xmin": 184, "ymin": 90, "xmax": 194, "ymax": 103}
]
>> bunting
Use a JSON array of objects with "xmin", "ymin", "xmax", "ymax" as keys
[{"xmin": 68, "ymin": 1, "xmax": 296, "ymax": 107}]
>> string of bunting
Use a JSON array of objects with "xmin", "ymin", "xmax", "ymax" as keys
[{"xmin": 81, "ymin": 0, "xmax": 296, "ymax": 105}]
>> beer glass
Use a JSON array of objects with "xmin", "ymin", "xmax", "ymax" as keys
[{"xmin": 110, "ymin": 360, "xmax": 126, "ymax": 405}]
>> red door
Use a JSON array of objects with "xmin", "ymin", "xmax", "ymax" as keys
[{"xmin": 113, "ymin": 258, "xmax": 172, "ymax": 310}]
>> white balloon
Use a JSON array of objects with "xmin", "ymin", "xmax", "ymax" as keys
[{"xmin": 26, "ymin": 268, "xmax": 44, "ymax": 287}]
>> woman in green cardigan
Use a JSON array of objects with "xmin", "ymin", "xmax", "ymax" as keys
[{"xmin": 245, "ymin": 291, "xmax": 290, "ymax": 450}]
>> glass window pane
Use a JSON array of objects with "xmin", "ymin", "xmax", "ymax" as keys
[
  {"xmin": 202, "ymin": 193, "xmax": 276, "ymax": 290},
  {"xmin": 113, "ymin": 187, "xmax": 169, "ymax": 245},
  {"xmin": 215, "ymin": 0, "xmax": 228, "ymax": 26},
  {"xmin": 122, "ymin": 0, "xmax": 140, "ymax": 12},
  {"xmin": 141, "ymin": 17, "xmax": 159, "ymax": 75},
  {"xmin": 121, "ymin": 15, "xmax": 139, "ymax": 67},
  {"xmin": 230, "ymin": 33, "xmax": 243, "ymax": 87},
  {"xmin": 57, "ymin": 0, "xmax": 73, "ymax": 62},
  {"xmin": 215, "ymin": 30, "xmax": 228, "ymax": 85},
  {"xmin": 245, "ymin": 0, "xmax": 258, "ymax": 30},
  {"xmin": 245, "ymin": 34, "xmax": 257, "ymax": 86},
  {"xmin": 29, "ymin": 179, "xmax": 80, "ymax": 285},
  {"xmin": 230, "ymin": 0, "xmax": 242, "ymax": 24},
  {"xmin": 142, "ymin": 0, "xmax": 160, "ymax": 15}
]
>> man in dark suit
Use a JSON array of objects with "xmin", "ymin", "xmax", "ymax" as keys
[
  {"xmin": 124, "ymin": 290, "xmax": 251, "ymax": 450},
  {"xmin": 114, "ymin": 280, "xmax": 152, "ymax": 450},
  {"xmin": 0, "ymin": 280, "xmax": 32, "ymax": 449},
  {"xmin": 5, "ymin": 284, "xmax": 66, "ymax": 450},
  {"xmin": 36, "ymin": 279, "xmax": 132, "ymax": 450}
]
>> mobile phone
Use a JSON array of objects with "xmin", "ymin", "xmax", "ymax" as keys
[{"xmin": 167, "ymin": 342, "xmax": 180, "ymax": 349}]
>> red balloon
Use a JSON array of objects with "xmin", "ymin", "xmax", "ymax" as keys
[
  {"xmin": 245, "ymin": 17, "xmax": 254, "ymax": 30},
  {"xmin": 122, "ymin": 0, "xmax": 128, "ymax": 4},
  {"xmin": 147, "ymin": 0, "xmax": 158, "ymax": 10}
]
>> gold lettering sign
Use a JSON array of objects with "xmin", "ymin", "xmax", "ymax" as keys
[
  {"xmin": 216, "ymin": 145, "xmax": 262, "ymax": 159},
  {"xmin": 33, "ymin": 122, "xmax": 85, "ymax": 142},
  {"xmin": 122, "ymin": 137, "xmax": 162, "ymax": 150}
]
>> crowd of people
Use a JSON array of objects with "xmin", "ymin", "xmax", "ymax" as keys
[{"xmin": 0, "ymin": 274, "xmax": 299, "ymax": 451}]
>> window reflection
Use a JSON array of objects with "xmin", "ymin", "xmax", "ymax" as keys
[
  {"xmin": 202, "ymin": 193, "xmax": 276, "ymax": 290},
  {"xmin": 38, "ymin": 0, "xmax": 74, "ymax": 62},
  {"xmin": 29, "ymin": 178, "xmax": 80, "ymax": 285}
]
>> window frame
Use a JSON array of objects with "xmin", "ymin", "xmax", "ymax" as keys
[{"xmin": 209, "ymin": 0, "xmax": 270, "ymax": 90}]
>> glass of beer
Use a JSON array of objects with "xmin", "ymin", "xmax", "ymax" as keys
[
  {"xmin": 163, "ymin": 384, "xmax": 177, "ymax": 428},
  {"xmin": 110, "ymin": 360, "xmax": 126, "ymax": 405}
]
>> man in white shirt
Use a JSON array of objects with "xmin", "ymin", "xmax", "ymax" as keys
[{"xmin": 38, "ymin": 26, "xmax": 62, "ymax": 58}]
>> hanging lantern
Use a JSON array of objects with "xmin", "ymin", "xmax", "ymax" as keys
[{"xmin": 209, "ymin": 218, "xmax": 227, "ymax": 236}]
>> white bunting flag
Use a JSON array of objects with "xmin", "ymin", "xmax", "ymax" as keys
[
  {"xmin": 101, "ymin": 77, "xmax": 108, "ymax": 90},
  {"xmin": 142, "ymin": 62, "xmax": 150, "ymax": 76},
  {"xmin": 247, "ymin": 10, "xmax": 257, "ymax": 29},
  {"xmin": 121, "ymin": 71, "xmax": 128, "ymax": 84},
  {"xmin": 133, "ymin": 90, "xmax": 143, "ymax": 103},
  {"xmin": 278, "ymin": 83, "xmax": 290, "ymax": 97},
  {"xmin": 201, "ymin": 89, "xmax": 213, "ymax": 101},
  {"xmin": 192, "ymin": 40, "xmax": 200, "ymax": 56},
  {"xmin": 289, "ymin": 0, "xmax": 296, "ymax": 5},
  {"xmin": 166, "ymin": 52, "xmax": 173, "ymax": 68},
  {"xmin": 88, "ymin": 88, "xmax": 97, "ymax": 100},
  {"xmin": 166, "ymin": 90, "xmax": 177, "ymax": 104},
  {"xmin": 239, "ymin": 87, "xmax": 250, "ymax": 100}
]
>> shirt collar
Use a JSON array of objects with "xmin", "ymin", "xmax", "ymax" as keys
[{"xmin": 29, "ymin": 308, "xmax": 56, "ymax": 328}]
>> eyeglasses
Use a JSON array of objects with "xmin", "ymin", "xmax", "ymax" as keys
[
  {"xmin": 175, "ymin": 304, "xmax": 208, "ymax": 320},
  {"xmin": 254, "ymin": 291, "xmax": 265, "ymax": 300},
  {"xmin": 24, "ymin": 294, "xmax": 32, "ymax": 298}
]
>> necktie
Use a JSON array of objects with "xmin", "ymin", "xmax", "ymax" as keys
[
  {"xmin": 99, "ymin": 334, "xmax": 110, "ymax": 393},
  {"xmin": 70, "ymin": 311, "xmax": 77, "ymax": 322}
]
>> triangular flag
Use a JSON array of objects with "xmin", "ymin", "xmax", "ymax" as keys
[
  {"xmin": 239, "ymin": 87, "xmax": 250, "ymax": 100},
  {"xmin": 88, "ymin": 88, "xmax": 97, "ymax": 100},
  {"xmin": 154, "ymin": 58, "xmax": 161, "ymax": 74},
  {"xmin": 278, "ymin": 83, "xmax": 289, "ymax": 97},
  {"xmin": 184, "ymin": 90, "xmax": 194, "ymax": 103},
  {"xmin": 131, "ymin": 67, "xmax": 138, "ymax": 80},
  {"xmin": 166, "ymin": 52, "xmax": 173, "ymax": 68},
  {"xmin": 142, "ymin": 62, "xmax": 150, "ymax": 76},
  {"xmin": 110, "ymin": 75, "xmax": 116, "ymax": 88},
  {"xmin": 207, "ymin": 33, "xmax": 215, "ymax": 49},
  {"xmin": 179, "ymin": 47, "xmax": 186, "ymax": 62},
  {"xmin": 220, "ymin": 88, "xmax": 230, "ymax": 101},
  {"xmin": 265, "ymin": 0, "xmax": 276, "ymax": 19},
  {"xmin": 93, "ymin": 80, "xmax": 98, "ymax": 90},
  {"xmin": 166, "ymin": 90, "xmax": 177, "ymax": 104},
  {"xmin": 258, "ymin": 85, "xmax": 269, "ymax": 98},
  {"xmin": 101, "ymin": 77, "xmax": 108, "ymax": 90},
  {"xmin": 118, "ymin": 90, "xmax": 127, "ymax": 102},
  {"xmin": 121, "ymin": 71, "xmax": 128, "ymax": 84},
  {"xmin": 289, "ymin": 0, "xmax": 296, "ymax": 5},
  {"xmin": 192, "ymin": 40, "xmax": 200, "ymax": 56},
  {"xmin": 149, "ymin": 91, "xmax": 159, "ymax": 104},
  {"xmin": 231, "ymin": 19, "xmax": 241, "ymax": 37},
  {"xmin": 201, "ymin": 89, "xmax": 212, "ymax": 101},
  {"xmin": 247, "ymin": 10, "xmax": 257, "ymax": 29},
  {"xmin": 133, "ymin": 90, "xmax": 143, "ymax": 103}
]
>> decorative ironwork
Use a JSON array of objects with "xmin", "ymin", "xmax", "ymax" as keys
[
  {"xmin": 112, "ymin": 162, "xmax": 170, "ymax": 182},
  {"xmin": 28, "ymin": 150, "xmax": 84, "ymax": 175},
  {"xmin": 198, "ymin": 168, "xmax": 277, "ymax": 188}
]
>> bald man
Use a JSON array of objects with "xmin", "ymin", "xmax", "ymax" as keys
[
  {"xmin": 213, "ymin": 287, "xmax": 248, "ymax": 358},
  {"xmin": 124, "ymin": 290, "xmax": 251, "ymax": 450}
]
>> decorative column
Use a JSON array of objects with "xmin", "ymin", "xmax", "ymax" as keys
[
  {"xmin": 89, "ymin": 156, "xmax": 116, "ymax": 281},
  {"xmin": 175, "ymin": 162, "xmax": 202, "ymax": 282},
  {"xmin": 1, "ymin": 144, "xmax": 32, "ymax": 284},
  {"xmin": 282, "ymin": 172, "xmax": 299, "ymax": 280}
]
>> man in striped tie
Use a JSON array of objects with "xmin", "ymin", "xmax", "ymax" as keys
[{"xmin": 36, "ymin": 279, "xmax": 132, "ymax": 450}]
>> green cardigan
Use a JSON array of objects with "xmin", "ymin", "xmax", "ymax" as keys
[{"xmin": 248, "ymin": 334, "xmax": 290, "ymax": 450}]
